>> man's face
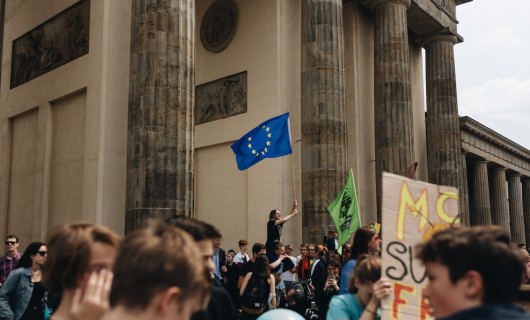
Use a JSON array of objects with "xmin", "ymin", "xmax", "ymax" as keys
[
  {"xmin": 258, "ymin": 249, "xmax": 266, "ymax": 257},
  {"xmin": 424, "ymin": 261, "xmax": 471, "ymax": 318},
  {"xmin": 213, "ymin": 238, "xmax": 222, "ymax": 249},
  {"xmin": 197, "ymin": 239, "xmax": 215, "ymax": 273},
  {"xmin": 306, "ymin": 246, "xmax": 315, "ymax": 257},
  {"xmin": 332, "ymin": 232, "xmax": 338, "ymax": 239},
  {"xmin": 285, "ymin": 248, "xmax": 293, "ymax": 256},
  {"xmin": 241, "ymin": 244, "xmax": 248, "ymax": 252},
  {"xmin": 5, "ymin": 237, "xmax": 19, "ymax": 253},
  {"xmin": 275, "ymin": 246, "xmax": 285, "ymax": 257},
  {"xmin": 300, "ymin": 246, "xmax": 307, "ymax": 256}
]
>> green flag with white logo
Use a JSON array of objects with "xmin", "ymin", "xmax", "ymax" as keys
[{"xmin": 327, "ymin": 169, "xmax": 361, "ymax": 253}]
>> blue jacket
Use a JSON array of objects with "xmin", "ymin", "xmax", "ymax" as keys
[{"xmin": 0, "ymin": 268, "xmax": 33, "ymax": 320}]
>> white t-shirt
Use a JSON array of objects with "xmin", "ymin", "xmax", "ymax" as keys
[
  {"xmin": 233, "ymin": 252, "xmax": 249, "ymax": 265},
  {"xmin": 281, "ymin": 255, "xmax": 297, "ymax": 282}
]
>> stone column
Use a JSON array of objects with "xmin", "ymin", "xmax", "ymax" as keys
[
  {"xmin": 424, "ymin": 35, "xmax": 466, "ymax": 215},
  {"xmin": 301, "ymin": 0, "xmax": 347, "ymax": 244},
  {"xmin": 371, "ymin": 0, "xmax": 414, "ymax": 221},
  {"xmin": 508, "ymin": 172, "xmax": 525, "ymax": 244},
  {"xmin": 471, "ymin": 160, "xmax": 491, "ymax": 226},
  {"xmin": 459, "ymin": 151, "xmax": 470, "ymax": 226},
  {"xmin": 125, "ymin": 0, "xmax": 195, "ymax": 232},
  {"xmin": 489, "ymin": 167, "xmax": 510, "ymax": 232},
  {"xmin": 522, "ymin": 178, "xmax": 530, "ymax": 246}
]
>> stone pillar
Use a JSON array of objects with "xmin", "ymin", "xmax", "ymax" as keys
[
  {"xmin": 459, "ymin": 151, "xmax": 470, "ymax": 226},
  {"xmin": 523, "ymin": 178, "xmax": 530, "ymax": 246},
  {"xmin": 489, "ymin": 167, "xmax": 510, "ymax": 232},
  {"xmin": 508, "ymin": 173, "xmax": 525, "ymax": 244},
  {"xmin": 424, "ymin": 35, "xmax": 466, "ymax": 216},
  {"xmin": 125, "ymin": 0, "xmax": 195, "ymax": 232},
  {"xmin": 471, "ymin": 160, "xmax": 491, "ymax": 226},
  {"xmin": 301, "ymin": 0, "xmax": 347, "ymax": 244},
  {"xmin": 371, "ymin": 0, "xmax": 414, "ymax": 221}
]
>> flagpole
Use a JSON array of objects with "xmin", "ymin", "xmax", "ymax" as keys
[{"xmin": 291, "ymin": 153, "xmax": 297, "ymax": 202}]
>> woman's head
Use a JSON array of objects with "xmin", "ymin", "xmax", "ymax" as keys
[
  {"xmin": 269, "ymin": 209, "xmax": 281, "ymax": 220},
  {"xmin": 254, "ymin": 254, "xmax": 271, "ymax": 278},
  {"xmin": 350, "ymin": 227, "xmax": 380, "ymax": 260},
  {"xmin": 44, "ymin": 223, "xmax": 121, "ymax": 292},
  {"xmin": 349, "ymin": 254, "xmax": 381, "ymax": 294},
  {"xmin": 16, "ymin": 242, "xmax": 47, "ymax": 269}
]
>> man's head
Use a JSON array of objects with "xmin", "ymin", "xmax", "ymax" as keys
[
  {"xmin": 166, "ymin": 216, "xmax": 222, "ymax": 274},
  {"xmin": 238, "ymin": 239, "xmax": 248, "ymax": 253},
  {"xmin": 299, "ymin": 243, "xmax": 307, "ymax": 257},
  {"xmin": 415, "ymin": 226, "xmax": 524, "ymax": 318},
  {"xmin": 285, "ymin": 244, "xmax": 293, "ymax": 256},
  {"xmin": 332, "ymin": 231, "xmax": 338, "ymax": 239},
  {"xmin": 4, "ymin": 235, "xmax": 19, "ymax": 254},
  {"xmin": 213, "ymin": 237, "xmax": 222, "ymax": 250},
  {"xmin": 275, "ymin": 243, "xmax": 285, "ymax": 257},
  {"xmin": 306, "ymin": 244, "xmax": 316, "ymax": 258},
  {"xmin": 251, "ymin": 242, "xmax": 266, "ymax": 259},
  {"xmin": 110, "ymin": 223, "xmax": 210, "ymax": 319}
]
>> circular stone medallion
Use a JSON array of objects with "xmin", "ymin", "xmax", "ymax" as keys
[{"xmin": 200, "ymin": 0, "xmax": 239, "ymax": 53}]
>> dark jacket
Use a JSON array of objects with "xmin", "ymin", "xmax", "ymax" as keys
[{"xmin": 440, "ymin": 304, "xmax": 530, "ymax": 320}]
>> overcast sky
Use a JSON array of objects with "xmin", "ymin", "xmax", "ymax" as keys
[{"xmin": 454, "ymin": 0, "xmax": 530, "ymax": 150}]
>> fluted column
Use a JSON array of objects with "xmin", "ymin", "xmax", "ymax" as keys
[
  {"xmin": 125, "ymin": 0, "xmax": 195, "ymax": 232},
  {"xmin": 471, "ymin": 160, "xmax": 491, "ymax": 225},
  {"xmin": 508, "ymin": 173, "xmax": 525, "ymax": 244},
  {"xmin": 490, "ymin": 167, "xmax": 510, "ymax": 232},
  {"xmin": 301, "ymin": 0, "xmax": 347, "ymax": 244},
  {"xmin": 523, "ymin": 178, "xmax": 530, "ymax": 246},
  {"xmin": 459, "ymin": 151, "xmax": 470, "ymax": 226},
  {"xmin": 371, "ymin": 0, "xmax": 414, "ymax": 221},
  {"xmin": 424, "ymin": 35, "xmax": 466, "ymax": 216}
]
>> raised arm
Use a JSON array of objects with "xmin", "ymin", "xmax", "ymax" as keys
[{"xmin": 274, "ymin": 200, "xmax": 298, "ymax": 226}]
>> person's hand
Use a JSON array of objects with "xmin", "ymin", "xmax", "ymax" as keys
[
  {"xmin": 221, "ymin": 265, "xmax": 227, "ymax": 273},
  {"xmin": 71, "ymin": 269, "xmax": 113, "ymax": 320},
  {"xmin": 370, "ymin": 278, "xmax": 392, "ymax": 306},
  {"xmin": 291, "ymin": 201, "xmax": 298, "ymax": 216}
]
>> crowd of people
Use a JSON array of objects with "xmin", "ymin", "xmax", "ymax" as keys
[{"xmin": 0, "ymin": 201, "xmax": 529, "ymax": 320}]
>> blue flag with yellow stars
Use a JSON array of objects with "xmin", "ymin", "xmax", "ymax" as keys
[{"xmin": 231, "ymin": 113, "xmax": 292, "ymax": 170}]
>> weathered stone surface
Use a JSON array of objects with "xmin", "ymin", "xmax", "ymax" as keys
[
  {"xmin": 508, "ymin": 172, "xmax": 525, "ymax": 244},
  {"xmin": 301, "ymin": 0, "xmax": 347, "ymax": 244},
  {"xmin": 372, "ymin": 0, "xmax": 415, "ymax": 220},
  {"xmin": 424, "ymin": 34, "xmax": 466, "ymax": 220},
  {"xmin": 125, "ymin": 0, "xmax": 195, "ymax": 232},
  {"xmin": 471, "ymin": 160, "xmax": 491, "ymax": 226},
  {"xmin": 490, "ymin": 167, "xmax": 510, "ymax": 232},
  {"xmin": 523, "ymin": 178, "xmax": 530, "ymax": 246}
]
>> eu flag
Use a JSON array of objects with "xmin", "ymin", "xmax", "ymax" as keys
[{"xmin": 231, "ymin": 113, "xmax": 292, "ymax": 170}]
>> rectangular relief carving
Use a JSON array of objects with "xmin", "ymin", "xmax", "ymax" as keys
[
  {"xmin": 10, "ymin": 0, "xmax": 90, "ymax": 88},
  {"xmin": 195, "ymin": 71, "xmax": 247, "ymax": 125}
]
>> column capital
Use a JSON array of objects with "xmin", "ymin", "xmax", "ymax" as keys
[
  {"xmin": 492, "ymin": 166, "xmax": 507, "ymax": 172},
  {"xmin": 420, "ymin": 34, "xmax": 459, "ymax": 47},
  {"xmin": 508, "ymin": 171, "xmax": 522, "ymax": 179},
  {"xmin": 368, "ymin": 0, "xmax": 411, "ymax": 11}
]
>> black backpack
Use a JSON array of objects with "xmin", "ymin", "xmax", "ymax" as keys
[{"xmin": 241, "ymin": 272, "xmax": 268, "ymax": 309}]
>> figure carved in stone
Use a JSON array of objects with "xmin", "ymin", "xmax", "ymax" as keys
[{"xmin": 195, "ymin": 72, "xmax": 247, "ymax": 125}]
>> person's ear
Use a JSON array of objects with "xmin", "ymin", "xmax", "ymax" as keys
[
  {"xmin": 461, "ymin": 270, "xmax": 483, "ymax": 300},
  {"xmin": 157, "ymin": 286, "xmax": 181, "ymax": 316},
  {"xmin": 354, "ymin": 277, "xmax": 361, "ymax": 290}
]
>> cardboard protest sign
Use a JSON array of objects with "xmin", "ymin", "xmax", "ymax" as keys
[{"xmin": 381, "ymin": 172, "xmax": 460, "ymax": 320}]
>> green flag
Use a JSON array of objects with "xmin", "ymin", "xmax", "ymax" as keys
[{"xmin": 327, "ymin": 169, "xmax": 361, "ymax": 253}]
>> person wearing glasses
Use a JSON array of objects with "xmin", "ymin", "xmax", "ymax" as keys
[
  {"xmin": 0, "ymin": 235, "xmax": 22, "ymax": 288},
  {"xmin": 339, "ymin": 227, "xmax": 381, "ymax": 294},
  {"xmin": 0, "ymin": 241, "xmax": 48, "ymax": 320},
  {"xmin": 266, "ymin": 201, "xmax": 298, "ymax": 261}
]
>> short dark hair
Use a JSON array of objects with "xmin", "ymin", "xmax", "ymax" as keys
[
  {"xmin": 252, "ymin": 242, "xmax": 266, "ymax": 255},
  {"xmin": 110, "ymin": 223, "xmax": 210, "ymax": 310},
  {"xmin": 415, "ymin": 226, "xmax": 524, "ymax": 304},
  {"xmin": 238, "ymin": 239, "xmax": 248, "ymax": 247},
  {"xmin": 5, "ymin": 235, "xmax": 19, "ymax": 242},
  {"xmin": 166, "ymin": 216, "xmax": 221, "ymax": 241}
]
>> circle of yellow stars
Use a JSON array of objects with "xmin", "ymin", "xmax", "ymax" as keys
[{"xmin": 247, "ymin": 125, "xmax": 273, "ymax": 157}]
